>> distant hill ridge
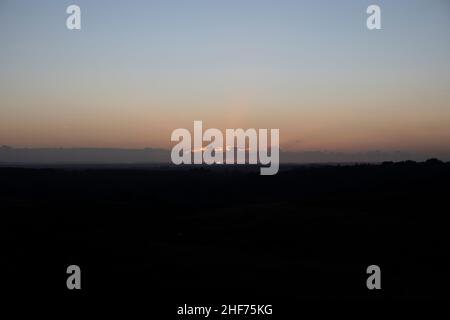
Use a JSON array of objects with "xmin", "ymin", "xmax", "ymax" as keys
[
  {"xmin": 1, "ymin": 146, "xmax": 449, "ymax": 164},
  {"xmin": 0, "ymin": 146, "xmax": 170, "ymax": 164}
]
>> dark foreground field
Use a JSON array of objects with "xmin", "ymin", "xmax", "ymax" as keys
[{"xmin": 1, "ymin": 161, "xmax": 450, "ymax": 310}]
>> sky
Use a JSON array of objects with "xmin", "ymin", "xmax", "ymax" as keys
[{"xmin": 1, "ymin": 0, "xmax": 450, "ymax": 156}]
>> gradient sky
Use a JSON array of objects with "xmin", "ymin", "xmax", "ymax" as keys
[{"xmin": 1, "ymin": 0, "xmax": 449, "ymax": 154}]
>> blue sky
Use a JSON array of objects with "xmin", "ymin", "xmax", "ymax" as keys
[{"xmin": 1, "ymin": 0, "xmax": 449, "ymax": 154}]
